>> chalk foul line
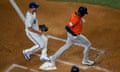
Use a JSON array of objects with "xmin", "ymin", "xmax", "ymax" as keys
[{"xmin": 5, "ymin": 63, "xmax": 39, "ymax": 72}]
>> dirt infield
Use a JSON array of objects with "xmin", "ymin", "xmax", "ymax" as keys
[{"xmin": 0, "ymin": 0, "xmax": 120, "ymax": 72}]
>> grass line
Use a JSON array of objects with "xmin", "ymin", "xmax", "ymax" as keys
[{"xmin": 47, "ymin": 0, "xmax": 120, "ymax": 9}]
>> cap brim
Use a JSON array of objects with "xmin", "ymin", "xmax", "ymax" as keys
[
  {"xmin": 35, "ymin": 5, "xmax": 39, "ymax": 8},
  {"xmin": 85, "ymin": 11, "xmax": 88, "ymax": 14}
]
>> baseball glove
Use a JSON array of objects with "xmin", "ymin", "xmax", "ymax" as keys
[{"xmin": 39, "ymin": 24, "xmax": 48, "ymax": 32}]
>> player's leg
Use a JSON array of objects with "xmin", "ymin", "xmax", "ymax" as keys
[
  {"xmin": 40, "ymin": 34, "xmax": 49, "ymax": 61},
  {"xmin": 75, "ymin": 34, "xmax": 94, "ymax": 65},
  {"xmin": 39, "ymin": 32, "xmax": 73, "ymax": 70},
  {"xmin": 50, "ymin": 32, "xmax": 73, "ymax": 61},
  {"xmin": 23, "ymin": 32, "xmax": 43, "ymax": 61}
]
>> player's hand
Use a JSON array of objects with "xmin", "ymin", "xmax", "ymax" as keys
[
  {"xmin": 37, "ymin": 30, "xmax": 42, "ymax": 35},
  {"xmin": 81, "ymin": 18, "xmax": 86, "ymax": 24}
]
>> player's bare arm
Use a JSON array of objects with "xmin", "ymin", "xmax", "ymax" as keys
[{"xmin": 68, "ymin": 22, "xmax": 74, "ymax": 27}]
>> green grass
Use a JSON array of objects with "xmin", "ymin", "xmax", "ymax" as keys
[{"xmin": 48, "ymin": 0, "xmax": 120, "ymax": 9}]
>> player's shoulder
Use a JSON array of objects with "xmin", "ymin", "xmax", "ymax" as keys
[
  {"xmin": 71, "ymin": 12, "xmax": 78, "ymax": 19},
  {"xmin": 26, "ymin": 11, "xmax": 35, "ymax": 19},
  {"xmin": 26, "ymin": 11, "xmax": 31, "ymax": 16},
  {"xmin": 27, "ymin": 11, "xmax": 36, "ymax": 17},
  {"xmin": 71, "ymin": 12, "xmax": 76, "ymax": 16}
]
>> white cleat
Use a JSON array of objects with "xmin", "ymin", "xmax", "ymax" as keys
[
  {"xmin": 22, "ymin": 50, "xmax": 30, "ymax": 61},
  {"xmin": 39, "ymin": 62, "xmax": 57, "ymax": 71},
  {"xmin": 82, "ymin": 60, "xmax": 95, "ymax": 65}
]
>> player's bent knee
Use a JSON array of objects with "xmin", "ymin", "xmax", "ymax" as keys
[
  {"xmin": 86, "ymin": 41, "xmax": 91, "ymax": 47},
  {"xmin": 84, "ymin": 42, "xmax": 91, "ymax": 49},
  {"xmin": 36, "ymin": 44, "xmax": 41, "ymax": 49}
]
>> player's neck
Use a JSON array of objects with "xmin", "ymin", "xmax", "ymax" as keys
[
  {"xmin": 29, "ymin": 9, "xmax": 35, "ymax": 14},
  {"xmin": 75, "ymin": 12, "xmax": 82, "ymax": 18}
]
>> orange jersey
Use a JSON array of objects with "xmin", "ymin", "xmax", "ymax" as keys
[{"xmin": 67, "ymin": 12, "xmax": 82, "ymax": 35}]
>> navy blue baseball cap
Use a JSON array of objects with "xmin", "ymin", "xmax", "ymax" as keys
[
  {"xmin": 78, "ymin": 6, "xmax": 88, "ymax": 14},
  {"xmin": 29, "ymin": 2, "xmax": 39, "ymax": 8}
]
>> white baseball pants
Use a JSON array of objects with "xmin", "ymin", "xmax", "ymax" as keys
[{"xmin": 24, "ymin": 31, "xmax": 48, "ymax": 57}]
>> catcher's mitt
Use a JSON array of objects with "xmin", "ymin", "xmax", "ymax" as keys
[{"xmin": 39, "ymin": 24, "xmax": 48, "ymax": 32}]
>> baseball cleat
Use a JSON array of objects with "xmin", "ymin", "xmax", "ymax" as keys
[
  {"xmin": 22, "ymin": 50, "xmax": 30, "ymax": 61},
  {"xmin": 40, "ymin": 56, "xmax": 50, "ymax": 61},
  {"xmin": 39, "ymin": 62, "xmax": 57, "ymax": 71},
  {"xmin": 82, "ymin": 60, "xmax": 95, "ymax": 65}
]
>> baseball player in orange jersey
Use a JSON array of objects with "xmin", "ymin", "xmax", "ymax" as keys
[{"xmin": 40, "ymin": 6, "xmax": 95, "ymax": 70}]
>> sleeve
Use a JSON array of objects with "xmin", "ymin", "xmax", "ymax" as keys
[{"xmin": 25, "ymin": 14, "xmax": 33, "ymax": 28}]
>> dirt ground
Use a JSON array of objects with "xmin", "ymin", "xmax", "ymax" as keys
[{"xmin": 0, "ymin": 0, "xmax": 120, "ymax": 72}]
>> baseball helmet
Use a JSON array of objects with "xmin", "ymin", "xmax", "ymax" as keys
[
  {"xmin": 71, "ymin": 65, "xmax": 80, "ymax": 72},
  {"xmin": 78, "ymin": 6, "xmax": 88, "ymax": 16},
  {"xmin": 29, "ymin": 2, "xmax": 39, "ymax": 8}
]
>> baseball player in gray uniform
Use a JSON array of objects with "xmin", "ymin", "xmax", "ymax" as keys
[
  {"xmin": 39, "ymin": 6, "xmax": 95, "ymax": 71},
  {"xmin": 22, "ymin": 2, "xmax": 49, "ymax": 61}
]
